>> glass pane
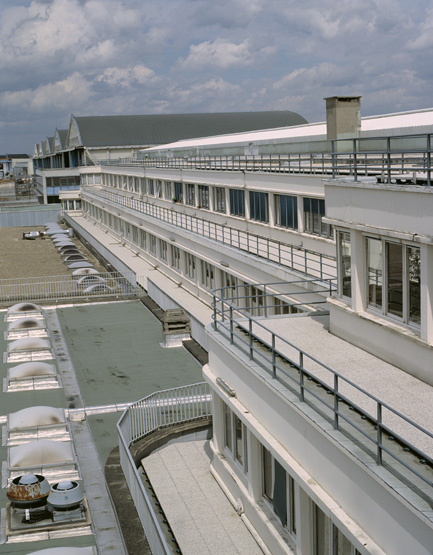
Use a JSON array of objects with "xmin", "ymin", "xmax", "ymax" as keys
[
  {"xmin": 234, "ymin": 414, "xmax": 243, "ymax": 465},
  {"xmin": 262, "ymin": 447, "xmax": 273, "ymax": 500},
  {"xmin": 407, "ymin": 246, "xmax": 421, "ymax": 324},
  {"xmin": 387, "ymin": 242, "xmax": 403, "ymax": 318},
  {"xmin": 333, "ymin": 526, "xmax": 353, "ymax": 555},
  {"xmin": 339, "ymin": 231, "xmax": 351, "ymax": 298},
  {"xmin": 315, "ymin": 506, "xmax": 330, "ymax": 555},
  {"xmin": 224, "ymin": 404, "xmax": 232, "ymax": 451},
  {"xmin": 367, "ymin": 238, "xmax": 382, "ymax": 309}
]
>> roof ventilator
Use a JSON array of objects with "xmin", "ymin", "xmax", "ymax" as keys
[{"xmin": 160, "ymin": 308, "xmax": 191, "ymax": 348}]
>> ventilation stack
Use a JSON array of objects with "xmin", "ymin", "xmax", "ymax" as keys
[
  {"xmin": 161, "ymin": 308, "xmax": 191, "ymax": 348},
  {"xmin": 325, "ymin": 96, "xmax": 361, "ymax": 151}
]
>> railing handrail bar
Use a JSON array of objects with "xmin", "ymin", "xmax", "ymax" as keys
[{"xmin": 213, "ymin": 292, "xmax": 433, "ymax": 441}]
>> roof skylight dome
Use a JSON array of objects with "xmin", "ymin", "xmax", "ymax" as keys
[
  {"xmin": 9, "ymin": 406, "xmax": 65, "ymax": 429},
  {"xmin": 7, "ymin": 338, "xmax": 50, "ymax": 352},
  {"xmin": 8, "ymin": 318, "xmax": 43, "ymax": 330},
  {"xmin": 8, "ymin": 362, "xmax": 55, "ymax": 379},
  {"xmin": 9, "ymin": 439, "xmax": 74, "ymax": 467},
  {"xmin": 7, "ymin": 302, "xmax": 40, "ymax": 314}
]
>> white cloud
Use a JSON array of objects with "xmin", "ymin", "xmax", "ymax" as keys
[
  {"xmin": 178, "ymin": 39, "xmax": 253, "ymax": 71},
  {"xmin": 96, "ymin": 65, "xmax": 158, "ymax": 87},
  {"xmin": 1, "ymin": 72, "xmax": 93, "ymax": 111}
]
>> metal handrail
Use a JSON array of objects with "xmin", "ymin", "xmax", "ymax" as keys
[
  {"xmin": 116, "ymin": 383, "xmax": 212, "ymax": 555},
  {"xmin": 212, "ymin": 287, "xmax": 433, "ymax": 494},
  {"xmin": 99, "ymin": 132, "xmax": 433, "ymax": 185},
  {"xmin": 83, "ymin": 187, "xmax": 337, "ymax": 281}
]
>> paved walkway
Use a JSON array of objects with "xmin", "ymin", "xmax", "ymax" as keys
[{"xmin": 142, "ymin": 440, "xmax": 264, "ymax": 555}]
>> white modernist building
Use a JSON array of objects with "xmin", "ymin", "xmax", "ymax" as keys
[{"xmin": 62, "ymin": 97, "xmax": 433, "ymax": 554}]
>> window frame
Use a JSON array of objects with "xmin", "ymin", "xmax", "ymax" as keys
[
  {"xmin": 366, "ymin": 236, "xmax": 420, "ymax": 327},
  {"xmin": 198, "ymin": 185, "xmax": 209, "ymax": 209},
  {"xmin": 249, "ymin": 191, "xmax": 269, "ymax": 223},
  {"xmin": 303, "ymin": 197, "xmax": 333, "ymax": 238},
  {"xmin": 213, "ymin": 187, "xmax": 226, "ymax": 213},
  {"xmin": 275, "ymin": 194, "xmax": 298, "ymax": 229},
  {"xmin": 229, "ymin": 189, "xmax": 245, "ymax": 217}
]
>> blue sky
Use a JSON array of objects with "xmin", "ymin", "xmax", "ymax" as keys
[{"xmin": 1, "ymin": 0, "xmax": 432, "ymax": 154}]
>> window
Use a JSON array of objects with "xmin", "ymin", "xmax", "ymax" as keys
[
  {"xmin": 185, "ymin": 253, "xmax": 196, "ymax": 279},
  {"xmin": 140, "ymin": 229, "xmax": 146, "ymax": 250},
  {"xmin": 275, "ymin": 195, "xmax": 298, "ymax": 229},
  {"xmin": 132, "ymin": 226, "xmax": 139, "ymax": 245},
  {"xmin": 234, "ymin": 414, "xmax": 247, "ymax": 470},
  {"xmin": 201, "ymin": 261, "xmax": 215, "ymax": 290},
  {"xmin": 159, "ymin": 239, "xmax": 167, "ymax": 262},
  {"xmin": 198, "ymin": 185, "xmax": 209, "ymax": 209},
  {"xmin": 262, "ymin": 446, "xmax": 296, "ymax": 535},
  {"xmin": 149, "ymin": 234, "xmax": 157, "ymax": 255},
  {"xmin": 223, "ymin": 402, "xmax": 232, "ymax": 451},
  {"xmin": 222, "ymin": 271, "xmax": 239, "ymax": 305},
  {"xmin": 140, "ymin": 178, "xmax": 146, "ymax": 195},
  {"xmin": 148, "ymin": 179, "xmax": 155, "ymax": 196},
  {"xmin": 230, "ymin": 189, "xmax": 245, "ymax": 217},
  {"xmin": 165, "ymin": 181, "xmax": 172, "ymax": 199},
  {"xmin": 213, "ymin": 187, "xmax": 226, "ymax": 213},
  {"xmin": 223, "ymin": 404, "xmax": 248, "ymax": 473},
  {"xmin": 338, "ymin": 230, "xmax": 351, "ymax": 298},
  {"xmin": 303, "ymin": 198, "xmax": 333, "ymax": 237},
  {"xmin": 186, "ymin": 183, "xmax": 195, "ymax": 206},
  {"xmin": 249, "ymin": 191, "xmax": 269, "ymax": 223},
  {"xmin": 314, "ymin": 504, "xmax": 356, "ymax": 555},
  {"xmin": 171, "ymin": 245, "xmax": 181, "ymax": 270},
  {"xmin": 155, "ymin": 180, "xmax": 162, "ymax": 198},
  {"xmin": 174, "ymin": 182, "xmax": 183, "ymax": 202},
  {"xmin": 366, "ymin": 237, "xmax": 420, "ymax": 326}
]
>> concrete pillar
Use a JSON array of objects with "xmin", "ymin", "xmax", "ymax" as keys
[
  {"xmin": 421, "ymin": 244, "xmax": 433, "ymax": 344},
  {"xmin": 42, "ymin": 175, "xmax": 48, "ymax": 204},
  {"xmin": 296, "ymin": 486, "xmax": 313, "ymax": 555},
  {"xmin": 296, "ymin": 196, "xmax": 304, "ymax": 233},
  {"xmin": 268, "ymin": 193, "xmax": 276, "ymax": 227},
  {"xmin": 245, "ymin": 190, "xmax": 251, "ymax": 220},
  {"xmin": 350, "ymin": 229, "xmax": 366, "ymax": 312},
  {"xmin": 212, "ymin": 391, "xmax": 225, "ymax": 454},
  {"xmin": 248, "ymin": 432, "xmax": 262, "ymax": 501}
]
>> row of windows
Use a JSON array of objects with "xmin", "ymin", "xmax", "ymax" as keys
[
  {"xmin": 223, "ymin": 403, "xmax": 360, "ymax": 555},
  {"xmin": 100, "ymin": 173, "xmax": 332, "ymax": 238},
  {"xmin": 83, "ymin": 202, "xmax": 300, "ymax": 314},
  {"xmin": 337, "ymin": 230, "xmax": 421, "ymax": 327}
]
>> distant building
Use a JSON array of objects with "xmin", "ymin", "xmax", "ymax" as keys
[
  {"xmin": 33, "ymin": 111, "xmax": 307, "ymax": 204},
  {"xmin": 0, "ymin": 153, "xmax": 33, "ymax": 179}
]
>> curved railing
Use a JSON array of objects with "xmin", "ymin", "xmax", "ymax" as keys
[{"xmin": 117, "ymin": 383, "xmax": 212, "ymax": 554}]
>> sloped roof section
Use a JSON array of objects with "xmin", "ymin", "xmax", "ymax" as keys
[{"xmin": 73, "ymin": 111, "xmax": 307, "ymax": 147}]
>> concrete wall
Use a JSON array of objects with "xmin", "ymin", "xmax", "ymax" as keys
[
  {"xmin": 0, "ymin": 205, "xmax": 61, "ymax": 227},
  {"xmin": 204, "ymin": 326, "xmax": 433, "ymax": 555}
]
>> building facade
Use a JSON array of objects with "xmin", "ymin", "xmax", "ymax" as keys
[{"xmin": 60, "ymin": 98, "xmax": 433, "ymax": 554}]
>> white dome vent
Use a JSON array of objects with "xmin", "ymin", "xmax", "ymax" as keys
[
  {"xmin": 27, "ymin": 547, "xmax": 96, "ymax": 554},
  {"xmin": 72, "ymin": 268, "xmax": 99, "ymax": 277},
  {"xmin": 8, "ymin": 362, "xmax": 56, "ymax": 379},
  {"xmin": 9, "ymin": 439, "xmax": 74, "ymax": 468},
  {"xmin": 7, "ymin": 303, "xmax": 40, "ymax": 314},
  {"xmin": 9, "ymin": 406, "xmax": 65, "ymax": 430},
  {"xmin": 8, "ymin": 338, "xmax": 50, "ymax": 352},
  {"xmin": 68, "ymin": 261, "xmax": 93, "ymax": 269},
  {"xmin": 8, "ymin": 318, "xmax": 43, "ymax": 330}
]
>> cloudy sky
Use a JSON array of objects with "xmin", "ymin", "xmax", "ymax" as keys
[{"xmin": 1, "ymin": 0, "xmax": 432, "ymax": 154}]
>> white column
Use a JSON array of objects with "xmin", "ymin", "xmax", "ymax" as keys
[
  {"xmin": 421, "ymin": 244, "xmax": 433, "ymax": 344},
  {"xmin": 248, "ymin": 433, "xmax": 262, "ymax": 501},
  {"xmin": 296, "ymin": 196, "xmax": 304, "ymax": 233},
  {"xmin": 350, "ymin": 229, "xmax": 366, "ymax": 312},
  {"xmin": 296, "ymin": 487, "xmax": 313, "ymax": 555},
  {"xmin": 42, "ymin": 175, "xmax": 48, "ymax": 204},
  {"xmin": 268, "ymin": 193, "xmax": 276, "ymax": 227}
]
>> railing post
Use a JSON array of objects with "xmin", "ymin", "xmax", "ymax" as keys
[
  {"xmin": 333, "ymin": 374, "xmax": 339, "ymax": 430},
  {"xmin": 272, "ymin": 334, "xmax": 276, "ymax": 379},
  {"xmin": 230, "ymin": 306, "xmax": 234, "ymax": 344},
  {"xmin": 299, "ymin": 352, "xmax": 304, "ymax": 402},
  {"xmin": 377, "ymin": 402, "xmax": 383, "ymax": 465},
  {"xmin": 264, "ymin": 284, "xmax": 268, "ymax": 318},
  {"xmin": 213, "ymin": 296, "xmax": 217, "ymax": 330},
  {"xmin": 249, "ymin": 318, "xmax": 253, "ymax": 360},
  {"xmin": 353, "ymin": 138, "xmax": 358, "ymax": 182},
  {"xmin": 387, "ymin": 137, "xmax": 391, "ymax": 184},
  {"xmin": 427, "ymin": 133, "xmax": 432, "ymax": 187}
]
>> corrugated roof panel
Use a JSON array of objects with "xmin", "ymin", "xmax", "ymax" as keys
[{"xmin": 73, "ymin": 111, "xmax": 307, "ymax": 147}]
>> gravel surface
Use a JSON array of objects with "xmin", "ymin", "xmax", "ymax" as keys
[{"xmin": 0, "ymin": 225, "xmax": 106, "ymax": 280}]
